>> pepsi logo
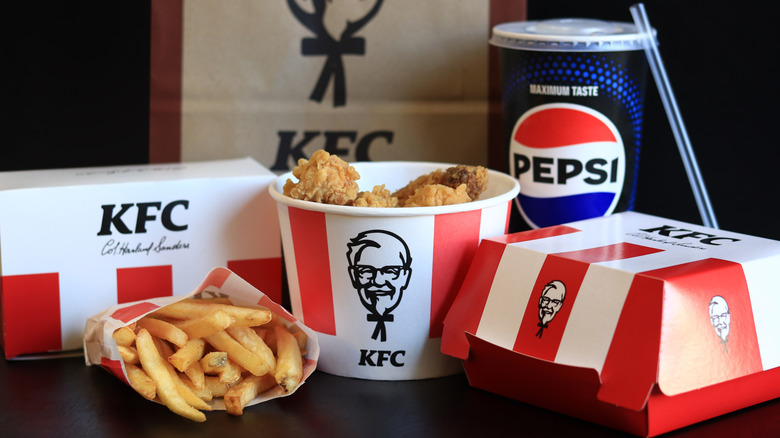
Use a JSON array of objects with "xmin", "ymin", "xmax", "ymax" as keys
[{"xmin": 509, "ymin": 103, "xmax": 625, "ymax": 228}]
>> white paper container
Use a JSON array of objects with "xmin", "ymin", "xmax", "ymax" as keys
[
  {"xmin": 0, "ymin": 158, "xmax": 281, "ymax": 359},
  {"xmin": 269, "ymin": 161, "xmax": 519, "ymax": 380},
  {"xmin": 441, "ymin": 212, "xmax": 780, "ymax": 436},
  {"xmin": 84, "ymin": 267, "xmax": 319, "ymax": 411}
]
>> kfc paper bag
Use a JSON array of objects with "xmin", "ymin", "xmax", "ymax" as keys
[
  {"xmin": 149, "ymin": 0, "xmax": 526, "ymax": 171},
  {"xmin": 84, "ymin": 267, "xmax": 319, "ymax": 413}
]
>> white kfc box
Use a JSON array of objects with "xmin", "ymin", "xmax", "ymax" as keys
[
  {"xmin": 442, "ymin": 212, "xmax": 780, "ymax": 437},
  {"xmin": 0, "ymin": 158, "xmax": 281, "ymax": 359}
]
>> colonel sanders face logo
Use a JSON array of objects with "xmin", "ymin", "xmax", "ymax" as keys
[
  {"xmin": 536, "ymin": 280, "xmax": 566, "ymax": 338},
  {"xmin": 347, "ymin": 230, "xmax": 412, "ymax": 342},
  {"xmin": 709, "ymin": 295, "xmax": 731, "ymax": 349}
]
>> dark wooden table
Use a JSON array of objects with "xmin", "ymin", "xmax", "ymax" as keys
[{"xmin": 2, "ymin": 354, "xmax": 779, "ymax": 438}]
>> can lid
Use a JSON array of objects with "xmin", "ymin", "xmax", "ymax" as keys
[{"xmin": 490, "ymin": 18, "xmax": 650, "ymax": 52}]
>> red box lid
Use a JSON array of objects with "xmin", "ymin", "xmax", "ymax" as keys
[{"xmin": 442, "ymin": 212, "xmax": 780, "ymax": 434}]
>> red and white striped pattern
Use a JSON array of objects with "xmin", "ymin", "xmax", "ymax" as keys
[
  {"xmin": 1, "ymin": 259, "xmax": 280, "ymax": 358},
  {"xmin": 277, "ymin": 199, "xmax": 512, "ymax": 379},
  {"xmin": 443, "ymin": 212, "xmax": 780, "ymax": 403},
  {"xmin": 0, "ymin": 159, "xmax": 283, "ymax": 359}
]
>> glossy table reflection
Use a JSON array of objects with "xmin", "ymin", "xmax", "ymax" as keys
[{"xmin": 1, "ymin": 355, "xmax": 779, "ymax": 437}]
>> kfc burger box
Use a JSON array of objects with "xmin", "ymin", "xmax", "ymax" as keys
[
  {"xmin": 83, "ymin": 267, "xmax": 319, "ymax": 411},
  {"xmin": 441, "ymin": 212, "xmax": 780, "ymax": 437},
  {"xmin": 0, "ymin": 158, "xmax": 281, "ymax": 359}
]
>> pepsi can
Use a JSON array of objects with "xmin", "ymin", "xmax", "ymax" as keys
[{"xmin": 491, "ymin": 19, "xmax": 649, "ymax": 230}]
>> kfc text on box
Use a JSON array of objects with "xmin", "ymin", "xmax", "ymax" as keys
[
  {"xmin": 441, "ymin": 212, "xmax": 780, "ymax": 437},
  {"xmin": 0, "ymin": 158, "xmax": 281, "ymax": 359}
]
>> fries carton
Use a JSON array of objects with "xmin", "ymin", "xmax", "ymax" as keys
[
  {"xmin": 0, "ymin": 158, "xmax": 281, "ymax": 359},
  {"xmin": 84, "ymin": 267, "xmax": 318, "ymax": 412},
  {"xmin": 441, "ymin": 212, "xmax": 780, "ymax": 437}
]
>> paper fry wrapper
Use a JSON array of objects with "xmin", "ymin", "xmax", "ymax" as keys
[{"xmin": 84, "ymin": 267, "xmax": 319, "ymax": 410}]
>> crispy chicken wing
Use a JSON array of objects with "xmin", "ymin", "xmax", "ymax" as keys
[
  {"xmin": 403, "ymin": 184, "xmax": 472, "ymax": 207},
  {"xmin": 393, "ymin": 165, "xmax": 488, "ymax": 207},
  {"xmin": 352, "ymin": 185, "xmax": 399, "ymax": 208},
  {"xmin": 283, "ymin": 149, "xmax": 360, "ymax": 205},
  {"xmin": 283, "ymin": 150, "xmax": 488, "ymax": 208}
]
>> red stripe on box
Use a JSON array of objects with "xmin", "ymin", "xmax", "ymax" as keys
[
  {"xmin": 440, "ymin": 239, "xmax": 507, "ymax": 359},
  {"xmin": 643, "ymin": 258, "xmax": 762, "ymax": 395},
  {"xmin": 116, "ymin": 265, "xmax": 173, "ymax": 304},
  {"xmin": 289, "ymin": 207, "xmax": 336, "ymax": 335},
  {"xmin": 1, "ymin": 273, "xmax": 61, "ymax": 358},
  {"xmin": 430, "ymin": 210, "xmax": 482, "ymax": 338},
  {"xmin": 110, "ymin": 302, "xmax": 161, "ymax": 323},
  {"xmin": 227, "ymin": 258, "xmax": 283, "ymax": 304},
  {"xmin": 597, "ymin": 274, "xmax": 664, "ymax": 410},
  {"xmin": 554, "ymin": 242, "xmax": 664, "ymax": 263},
  {"xmin": 492, "ymin": 225, "xmax": 580, "ymax": 245},
  {"xmin": 513, "ymin": 255, "xmax": 589, "ymax": 360}
]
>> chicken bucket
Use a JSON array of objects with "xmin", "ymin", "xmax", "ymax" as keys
[{"xmin": 269, "ymin": 161, "xmax": 519, "ymax": 380}]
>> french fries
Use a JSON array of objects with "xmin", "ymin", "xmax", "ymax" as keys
[
  {"xmin": 136, "ymin": 317, "xmax": 188, "ymax": 348},
  {"xmin": 112, "ymin": 325, "xmax": 136, "ymax": 347},
  {"xmin": 124, "ymin": 362, "xmax": 156, "ymax": 401},
  {"xmin": 114, "ymin": 296, "xmax": 306, "ymax": 421},
  {"xmin": 168, "ymin": 338, "xmax": 206, "ymax": 372},
  {"xmin": 224, "ymin": 374, "xmax": 278, "ymax": 416},
  {"xmin": 200, "ymin": 352, "xmax": 242, "ymax": 384},
  {"xmin": 273, "ymin": 324, "xmax": 304, "ymax": 393},
  {"xmin": 173, "ymin": 310, "xmax": 234, "ymax": 339},
  {"xmin": 226, "ymin": 326, "xmax": 276, "ymax": 375},
  {"xmin": 204, "ymin": 330, "xmax": 270, "ymax": 377},
  {"xmin": 136, "ymin": 328, "xmax": 207, "ymax": 422},
  {"xmin": 117, "ymin": 345, "xmax": 139, "ymax": 364},
  {"xmin": 151, "ymin": 299, "xmax": 272, "ymax": 327}
]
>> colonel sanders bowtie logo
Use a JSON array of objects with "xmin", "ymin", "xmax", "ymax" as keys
[
  {"xmin": 536, "ymin": 280, "xmax": 566, "ymax": 338},
  {"xmin": 287, "ymin": 0, "xmax": 384, "ymax": 107},
  {"xmin": 347, "ymin": 230, "xmax": 412, "ymax": 342}
]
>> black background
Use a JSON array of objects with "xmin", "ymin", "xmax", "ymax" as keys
[
  {"xmin": 5, "ymin": 0, "xmax": 778, "ymax": 239},
  {"xmin": 5, "ymin": 2, "xmax": 151, "ymax": 170},
  {"xmin": 528, "ymin": 0, "xmax": 777, "ymax": 239}
]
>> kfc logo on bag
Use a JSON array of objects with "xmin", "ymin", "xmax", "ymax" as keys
[
  {"xmin": 288, "ymin": 0, "xmax": 384, "ymax": 107},
  {"xmin": 510, "ymin": 103, "xmax": 625, "ymax": 228}
]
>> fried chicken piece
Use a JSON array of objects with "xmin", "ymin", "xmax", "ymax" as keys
[
  {"xmin": 445, "ymin": 165, "xmax": 489, "ymax": 201},
  {"xmin": 392, "ymin": 169, "xmax": 446, "ymax": 206},
  {"xmin": 352, "ymin": 185, "xmax": 399, "ymax": 208},
  {"xmin": 283, "ymin": 149, "xmax": 360, "ymax": 205},
  {"xmin": 393, "ymin": 165, "xmax": 488, "ymax": 207},
  {"xmin": 403, "ymin": 184, "xmax": 472, "ymax": 207},
  {"xmin": 282, "ymin": 149, "xmax": 489, "ymax": 208}
]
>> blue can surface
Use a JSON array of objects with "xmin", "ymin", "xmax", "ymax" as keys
[{"xmin": 492, "ymin": 19, "xmax": 649, "ymax": 230}]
